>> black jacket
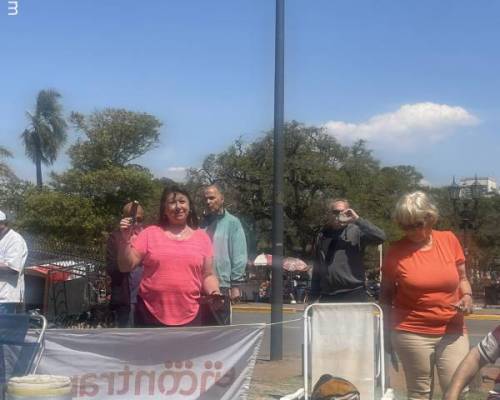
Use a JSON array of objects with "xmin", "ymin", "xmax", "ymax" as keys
[
  {"xmin": 311, "ymin": 218, "xmax": 386, "ymax": 296},
  {"xmin": 106, "ymin": 230, "xmax": 131, "ymax": 307}
]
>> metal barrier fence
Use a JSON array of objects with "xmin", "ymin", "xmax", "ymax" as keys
[{"xmin": 23, "ymin": 234, "xmax": 111, "ymax": 328}]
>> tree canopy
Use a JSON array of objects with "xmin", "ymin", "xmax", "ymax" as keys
[
  {"xmin": 187, "ymin": 121, "xmax": 423, "ymax": 261},
  {"xmin": 68, "ymin": 109, "xmax": 162, "ymax": 171},
  {"xmin": 0, "ymin": 146, "xmax": 16, "ymax": 181}
]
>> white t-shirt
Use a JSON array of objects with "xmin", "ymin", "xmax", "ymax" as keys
[{"xmin": 0, "ymin": 229, "xmax": 27, "ymax": 303}]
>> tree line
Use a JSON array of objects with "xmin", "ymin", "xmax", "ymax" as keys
[{"xmin": 2, "ymin": 89, "xmax": 500, "ymax": 274}]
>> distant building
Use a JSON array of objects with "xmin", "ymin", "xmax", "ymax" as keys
[{"xmin": 459, "ymin": 176, "xmax": 498, "ymax": 198}]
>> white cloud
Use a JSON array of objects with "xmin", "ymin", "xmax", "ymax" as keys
[
  {"xmin": 167, "ymin": 167, "xmax": 188, "ymax": 172},
  {"xmin": 164, "ymin": 166, "xmax": 188, "ymax": 182},
  {"xmin": 322, "ymin": 102, "xmax": 479, "ymax": 150},
  {"xmin": 419, "ymin": 178, "xmax": 433, "ymax": 187}
]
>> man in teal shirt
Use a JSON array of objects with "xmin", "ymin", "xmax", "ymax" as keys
[{"xmin": 202, "ymin": 184, "xmax": 248, "ymax": 325}]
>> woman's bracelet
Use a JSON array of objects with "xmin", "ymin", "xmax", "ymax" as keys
[{"xmin": 462, "ymin": 293, "xmax": 472, "ymax": 298}]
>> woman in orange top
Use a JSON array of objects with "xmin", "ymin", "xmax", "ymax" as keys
[{"xmin": 381, "ymin": 191, "xmax": 473, "ymax": 400}]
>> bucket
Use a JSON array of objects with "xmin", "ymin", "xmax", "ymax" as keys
[{"xmin": 6, "ymin": 375, "xmax": 72, "ymax": 400}]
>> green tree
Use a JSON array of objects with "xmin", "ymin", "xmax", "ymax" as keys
[
  {"xmin": 68, "ymin": 109, "xmax": 162, "ymax": 171},
  {"xmin": 17, "ymin": 189, "xmax": 105, "ymax": 244},
  {"xmin": 0, "ymin": 179, "xmax": 33, "ymax": 221},
  {"xmin": 21, "ymin": 89, "xmax": 68, "ymax": 187},
  {"xmin": 187, "ymin": 121, "xmax": 425, "ymax": 259},
  {"xmin": 51, "ymin": 165, "xmax": 157, "ymax": 228},
  {"xmin": 47, "ymin": 108, "xmax": 164, "ymax": 238},
  {"xmin": 0, "ymin": 146, "xmax": 17, "ymax": 181}
]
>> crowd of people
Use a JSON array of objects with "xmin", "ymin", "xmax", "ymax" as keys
[
  {"xmin": 1, "ymin": 186, "xmax": 500, "ymax": 398},
  {"xmin": 107, "ymin": 184, "xmax": 247, "ymax": 328}
]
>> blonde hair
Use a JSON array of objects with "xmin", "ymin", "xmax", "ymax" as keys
[{"xmin": 393, "ymin": 191, "xmax": 439, "ymax": 226}]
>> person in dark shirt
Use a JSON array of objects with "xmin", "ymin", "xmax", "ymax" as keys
[
  {"xmin": 311, "ymin": 198, "xmax": 386, "ymax": 302},
  {"xmin": 106, "ymin": 202, "xmax": 144, "ymax": 327}
]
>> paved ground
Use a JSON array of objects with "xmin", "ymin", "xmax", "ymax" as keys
[{"xmin": 234, "ymin": 302, "xmax": 500, "ymax": 399}]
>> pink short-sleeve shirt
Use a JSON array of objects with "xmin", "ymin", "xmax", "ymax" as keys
[{"xmin": 132, "ymin": 226, "xmax": 213, "ymax": 325}]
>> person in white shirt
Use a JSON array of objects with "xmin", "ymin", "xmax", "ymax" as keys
[{"xmin": 0, "ymin": 210, "xmax": 27, "ymax": 314}]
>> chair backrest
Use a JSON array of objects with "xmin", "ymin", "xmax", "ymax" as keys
[
  {"xmin": 303, "ymin": 303, "xmax": 385, "ymax": 400},
  {"xmin": 0, "ymin": 313, "xmax": 47, "ymax": 387}
]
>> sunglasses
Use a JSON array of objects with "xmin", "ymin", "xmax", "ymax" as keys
[{"xmin": 400, "ymin": 221, "xmax": 426, "ymax": 230}]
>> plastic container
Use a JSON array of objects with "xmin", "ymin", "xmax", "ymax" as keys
[{"xmin": 6, "ymin": 375, "xmax": 72, "ymax": 400}]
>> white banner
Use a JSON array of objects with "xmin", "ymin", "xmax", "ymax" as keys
[{"xmin": 37, "ymin": 325, "xmax": 265, "ymax": 399}]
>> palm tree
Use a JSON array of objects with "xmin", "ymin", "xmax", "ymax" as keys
[
  {"xmin": 21, "ymin": 89, "xmax": 68, "ymax": 187},
  {"xmin": 0, "ymin": 146, "xmax": 16, "ymax": 180}
]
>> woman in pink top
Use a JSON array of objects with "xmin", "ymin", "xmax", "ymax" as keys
[{"xmin": 117, "ymin": 186, "xmax": 220, "ymax": 327}]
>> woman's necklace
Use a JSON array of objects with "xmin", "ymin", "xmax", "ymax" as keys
[
  {"xmin": 167, "ymin": 226, "xmax": 189, "ymax": 239},
  {"xmin": 418, "ymin": 235, "xmax": 433, "ymax": 251}
]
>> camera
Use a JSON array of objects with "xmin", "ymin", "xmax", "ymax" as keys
[
  {"xmin": 129, "ymin": 201, "xmax": 139, "ymax": 225},
  {"xmin": 337, "ymin": 210, "xmax": 351, "ymax": 223}
]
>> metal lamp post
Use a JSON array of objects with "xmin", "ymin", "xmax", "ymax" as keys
[
  {"xmin": 448, "ymin": 176, "xmax": 481, "ymax": 259},
  {"xmin": 270, "ymin": 0, "xmax": 285, "ymax": 361}
]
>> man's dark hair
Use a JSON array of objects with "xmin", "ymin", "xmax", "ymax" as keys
[{"xmin": 159, "ymin": 186, "xmax": 199, "ymax": 229}]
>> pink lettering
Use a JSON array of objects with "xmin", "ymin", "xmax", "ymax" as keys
[
  {"xmin": 71, "ymin": 376, "xmax": 79, "ymax": 398},
  {"xmin": 200, "ymin": 360, "xmax": 216, "ymax": 394},
  {"xmin": 116, "ymin": 365, "xmax": 132, "ymax": 395},
  {"xmin": 135, "ymin": 370, "xmax": 155, "ymax": 395},
  {"xmin": 99, "ymin": 372, "xmax": 115, "ymax": 395},
  {"xmin": 79, "ymin": 373, "xmax": 99, "ymax": 397}
]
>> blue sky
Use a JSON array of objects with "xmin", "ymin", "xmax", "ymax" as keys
[{"xmin": 1, "ymin": 0, "xmax": 500, "ymax": 186}]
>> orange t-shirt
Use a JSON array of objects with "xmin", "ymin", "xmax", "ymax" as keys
[{"xmin": 382, "ymin": 230, "xmax": 466, "ymax": 335}]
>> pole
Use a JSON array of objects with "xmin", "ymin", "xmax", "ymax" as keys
[{"xmin": 271, "ymin": 0, "xmax": 285, "ymax": 361}]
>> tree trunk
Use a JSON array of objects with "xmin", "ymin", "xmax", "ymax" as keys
[{"xmin": 34, "ymin": 132, "xmax": 43, "ymax": 187}]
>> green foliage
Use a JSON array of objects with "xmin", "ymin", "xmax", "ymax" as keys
[
  {"xmin": 0, "ymin": 146, "xmax": 17, "ymax": 181},
  {"xmin": 51, "ymin": 165, "xmax": 157, "ymax": 227},
  {"xmin": 17, "ymin": 189, "xmax": 105, "ymax": 244},
  {"xmin": 466, "ymin": 194, "xmax": 500, "ymax": 271},
  {"xmin": 39, "ymin": 107, "xmax": 165, "ymax": 240},
  {"xmin": 21, "ymin": 89, "xmax": 68, "ymax": 187},
  {"xmin": 0, "ymin": 179, "xmax": 34, "ymax": 221},
  {"xmin": 68, "ymin": 109, "xmax": 162, "ymax": 171},
  {"xmin": 187, "ymin": 121, "xmax": 424, "ymax": 262}
]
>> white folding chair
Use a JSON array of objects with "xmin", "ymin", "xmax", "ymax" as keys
[{"xmin": 303, "ymin": 303, "xmax": 385, "ymax": 399}]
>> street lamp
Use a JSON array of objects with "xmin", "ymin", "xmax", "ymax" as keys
[{"xmin": 448, "ymin": 176, "xmax": 481, "ymax": 257}]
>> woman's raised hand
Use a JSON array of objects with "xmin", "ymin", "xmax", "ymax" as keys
[{"xmin": 119, "ymin": 218, "xmax": 133, "ymax": 241}]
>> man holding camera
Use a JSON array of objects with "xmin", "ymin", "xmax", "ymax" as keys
[
  {"xmin": 311, "ymin": 199, "xmax": 386, "ymax": 302},
  {"xmin": 106, "ymin": 202, "xmax": 144, "ymax": 327}
]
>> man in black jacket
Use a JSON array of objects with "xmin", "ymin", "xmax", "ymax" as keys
[
  {"xmin": 311, "ymin": 199, "xmax": 386, "ymax": 302},
  {"xmin": 106, "ymin": 202, "xmax": 144, "ymax": 327}
]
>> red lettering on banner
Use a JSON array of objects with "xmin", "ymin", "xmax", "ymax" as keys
[
  {"xmin": 71, "ymin": 359, "xmax": 237, "ymax": 397},
  {"xmin": 79, "ymin": 373, "xmax": 99, "ymax": 397},
  {"xmin": 116, "ymin": 365, "xmax": 131, "ymax": 395},
  {"xmin": 134, "ymin": 370, "xmax": 155, "ymax": 395},
  {"xmin": 71, "ymin": 376, "xmax": 79, "ymax": 397},
  {"xmin": 178, "ymin": 361, "xmax": 198, "ymax": 396},
  {"xmin": 99, "ymin": 372, "xmax": 115, "ymax": 395},
  {"xmin": 200, "ymin": 361, "xmax": 216, "ymax": 394},
  {"xmin": 158, "ymin": 361, "xmax": 177, "ymax": 395}
]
